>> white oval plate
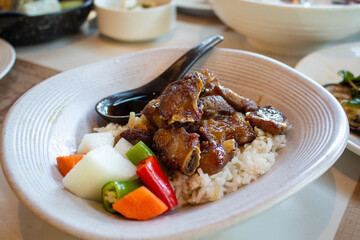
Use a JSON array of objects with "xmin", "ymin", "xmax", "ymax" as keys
[
  {"xmin": 1, "ymin": 48, "xmax": 348, "ymax": 240},
  {"xmin": 295, "ymin": 42, "xmax": 360, "ymax": 156},
  {"xmin": 0, "ymin": 38, "xmax": 15, "ymax": 80}
]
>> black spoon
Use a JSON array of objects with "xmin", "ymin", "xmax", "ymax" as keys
[{"xmin": 95, "ymin": 34, "xmax": 224, "ymax": 124}]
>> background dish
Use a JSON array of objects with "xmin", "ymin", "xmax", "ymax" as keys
[
  {"xmin": 296, "ymin": 41, "xmax": 360, "ymax": 156},
  {"xmin": 0, "ymin": 0, "xmax": 93, "ymax": 46},
  {"xmin": 209, "ymin": 0, "xmax": 360, "ymax": 56},
  {"xmin": 95, "ymin": 0, "xmax": 176, "ymax": 42},
  {"xmin": 176, "ymin": 0, "xmax": 215, "ymax": 16},
  {"xmin": 0, "ymin": 38, "xmax": 15, "ymax": 79},
  {"xmin": 1, "ymin": 48, "xmax": 348, "ymax": 239}
]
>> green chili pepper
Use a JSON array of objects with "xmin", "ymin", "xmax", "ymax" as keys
[
  {"xmin": 101, "ymin": 179, "xmax": 143, "ymax": 213},
  {"xmin": 126, "ymin": 141, "xmax": 167, "ymax": 174}
]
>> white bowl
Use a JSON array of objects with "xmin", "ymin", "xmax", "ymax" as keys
[
  {"xmin": 0, "ymin": 38, "xmax": 15, "ymax": 80},
  {"xmin": 94, "ymin": 0, "xmax": 176, "ymax": 42},
  {"xmin": 209, "ymin": 0, "xmax": 360, "ymax": 56},
  {"xmin": 1, "ymin": 47, "xmax": 348, "ymax": 239}
]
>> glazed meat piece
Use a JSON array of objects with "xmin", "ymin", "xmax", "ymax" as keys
[
  {"xmin": 199, "ymin": 70, "xmax": 259, "ymax": 113},
  {"xmin": 119, "ymin": 128, "xmax": 154, "ymax": 147},
  {"xmin": 199, "ymin": 69, "xmax": 220, "ymax": 95},
  {"xmin": 199, "ymin": 140, "xmax": 235, "ymax": 175},
  {"xmin": 153, "ymin": 127, "xmax": 201, "ymax": 175},
  {"xmin": 245, "ymin": 105, "xmax": 289, "ymax": 135},
  {"xmin": 142, "ymin": 99, "xmax": 166, "ymax": 129},
  {"xmin": 213, "ymin": 85, "xmax": 259, "ymax": 113},
  {"xmin": 198, "ymin": 95, "xmax": 236, "ymax": 119},
  {"xmin": 199, "ymin": 113, "xmax": 256, "ymax": 146},
  {"xmin": 158, "ymin": 72, "xmax": 203, "ymax": 124},
  {"xmin": 171, "ymin": 121, "xmax": 201, "ymax": 134}
]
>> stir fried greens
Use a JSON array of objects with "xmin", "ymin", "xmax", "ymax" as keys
[
  {"xmin": 338, "ymin": 70, "xmax": 360, "ymax": 99},
  {"xmin": 324, "ymin": 70, "xmax": 360, "ymax": 134}
]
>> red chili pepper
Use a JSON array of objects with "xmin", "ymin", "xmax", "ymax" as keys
[{"xmin": 136, "ymin": 156, "xmax": 178, "ymax": 211}]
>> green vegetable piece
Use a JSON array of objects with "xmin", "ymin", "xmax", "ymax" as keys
[
  {"xmin": 338, "ymin": 70, "xmax": 360, "ymax": 98},
  {"xmin": 60, "ymin": 1, "xmax": 83, "ymax": 10},
  {"xmin": 101, "ymin": 179, "xmax": 143, "ymax": 213},
  {"xmin": 338, "ymin": 70, "xmax": 355, "ymax": 82},
  {"xmin": 343, "ymin": 98, "xmax": 360, "ymax": 108},
  {"xmin": 126, "ymin": 141, "xmax": 167, "ymax": 174},
  {"xmin": 339, "ymin": 70, "xmax": 360, "ymax": 86},
  {"xmin": 126, "ymin": 141, "xmax": 155, "ymax": 165}
]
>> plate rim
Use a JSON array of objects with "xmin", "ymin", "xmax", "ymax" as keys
[{"xmin": 0, "ymin": 38, "xmax": 16, "ymax": 80}]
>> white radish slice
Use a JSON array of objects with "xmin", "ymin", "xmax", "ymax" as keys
[
  {"xmin": 63, "ymin": 145, "xmax": 137, "ymax": 201},
  {"xmin": 114, "ymin": 137, "xmax": 133, "ymax": 159},
  {"xmin": 77, "ymin": 132, "xmax": 114, "ymax": 154}
]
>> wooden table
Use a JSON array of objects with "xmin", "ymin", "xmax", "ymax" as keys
[{"xmin": 336, "ymin": 182, "xmax": 360, "ymax": 239}]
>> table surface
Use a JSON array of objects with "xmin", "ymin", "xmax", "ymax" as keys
[{"xmin": 1, "ymin": 11, "xmax": 360, "ymax": 240}]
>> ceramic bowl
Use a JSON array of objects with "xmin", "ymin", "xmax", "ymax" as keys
[
  {"xmin": 94, "ymin": 0, "xmax": 176, "ymax": 42},
  {"xmin": 1, "ymin": 47, "xmax": 348, "ymax": 239},
  {"xmin": 0, "ymin": 0, "xmax": 93, "ymax": 46},
  {"xmin": 209, "ymin": 0, "xmax": 360, "ymax": 56},
  {"xmin": 0, "ymin": 38, "xmax": 15, "ymax": 79}
]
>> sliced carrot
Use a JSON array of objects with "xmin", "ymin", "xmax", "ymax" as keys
[
  {"xmin": 112, "ymin": 186, "xmax": 168, "ymax": 220},
  {"xmin": 56, "ymin": 153, "xmax": 85, "ymax": 177}
]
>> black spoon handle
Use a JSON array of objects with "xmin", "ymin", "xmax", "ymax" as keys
[
  {"xmin": 111, "ymin": 34, "xmax": 224, "ymax": 100},
  {"xmin": 144, "ymin": 34, "xmax": 224, "ymax": 90}
]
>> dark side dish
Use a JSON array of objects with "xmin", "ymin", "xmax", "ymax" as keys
[{"xmin": 324, "ymin": 70, "xmax": 360, "ymax": 135}]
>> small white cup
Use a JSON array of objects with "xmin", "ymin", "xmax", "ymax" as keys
[{"xmin": 94, "ymin": 0, "xmax": 176, "ymax": 42}]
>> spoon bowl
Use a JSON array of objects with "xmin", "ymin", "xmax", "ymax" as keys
[{"xmin": 95, "ymin": 34, "xmax": 224, "ymax": 123}]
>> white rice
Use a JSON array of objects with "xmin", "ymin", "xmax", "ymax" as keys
[
  {"xmin": 170, "ymin": 128, "xmax": 286, "ymax": 206},
  {"xmin": 94, "ymin": 112, "xmax": 149, "ymax": 137},
  {"xmin": 95, "ymin": 114, "xmax": 287, "ymax": 207}
]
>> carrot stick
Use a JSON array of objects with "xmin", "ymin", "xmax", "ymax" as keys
[
  {"xmin": 112, "ymin": 186, "xmax": 168, "ymax": 220},
  {"xmin": 56, "ymin": 153, "xmax": 85, "ymax": 177}
]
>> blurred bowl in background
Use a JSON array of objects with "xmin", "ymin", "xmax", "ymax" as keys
[
  {"xmin": 94, "ymin": 0, "xmax": 176, "ymax": 42},
  {"xmin": 208, "ymin": 0, "xmax": 360, "ymax": 56},
  {"xmin": 0, "ymin": 0, "xmax": 93, "ymax": 46},
  {"xmin": 176, "ymin": 0, "xmax": 216, "ymax": 17}
]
